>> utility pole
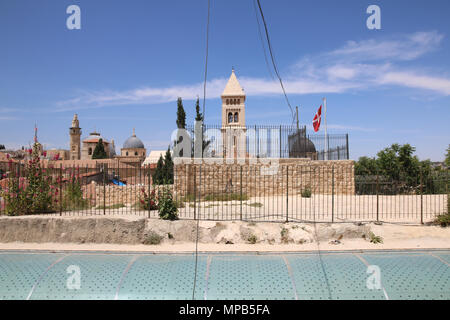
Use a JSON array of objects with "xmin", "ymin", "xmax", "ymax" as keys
[
  {"xmin": 296, "ymin": 106, "xmax": 299, "ymax": 131},
  {"xmin": 323, "ymin": 97, "xmax": 328, "ymax": 160}
]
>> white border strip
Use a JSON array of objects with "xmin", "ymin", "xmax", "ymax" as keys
[
  {"xmin": 26, "ymin": 254, "xmax": 69, "ymax": 300},
  {"xmin": 203, "ymin": 255, "xmax": 212, "ymax": 300},
  {"xmin": 282, "ymin": 255, "xmax": 299, "ymax": 300},
  {"xmin": 114, "ymin": 255, "xmax": 139, "ymax": 300}
]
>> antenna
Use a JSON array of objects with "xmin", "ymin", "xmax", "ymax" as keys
[{"xmin": 296, "ymin": 106, "xmax": 299, "ymax": 131}]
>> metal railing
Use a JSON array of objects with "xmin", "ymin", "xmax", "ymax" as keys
[
  {"xmin": 185, "ymin": 124, "xmax": 349, "ymax": 160},
  {"xmin": 0, "ymin": 162, "xmax": 448, "ymax": 223}
]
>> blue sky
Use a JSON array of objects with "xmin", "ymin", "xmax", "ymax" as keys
[{"xmin": 0, "ymin": 0, "xmax": 449, "ymax": 161}]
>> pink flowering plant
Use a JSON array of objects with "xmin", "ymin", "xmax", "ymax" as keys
[
  {"xmin": 1, "ymin": 145, "xmax": 58, "ymax": 215},
  {"xmin": 139, "ymin": 188, "xmax": 158, "ymax": 210}
]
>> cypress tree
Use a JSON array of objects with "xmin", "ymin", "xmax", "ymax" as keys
[
  {"xmin": 195, "ymin": 97, "xmax": 203, "ymax": 121},
  {"xmin": 163, "ymin": 147, "xmax": 174, "ymax": 184},
  {"xmin": 176, "ymin": 97, "xmax": 186, "ymax": 129},
  {"xmin": 92, "ymin": 138, "xmax": 107, "ymax": 159},
  {"xmin": 152, "ymin": 154, "xmax": 164, "ymax": 185}
]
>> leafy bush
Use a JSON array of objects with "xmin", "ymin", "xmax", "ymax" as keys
[
  {"xmin": 368, "ymin": 232, "xmax": 383, "ymax": 244},
  {"xmin": 301, "ymin": 187, "xmax": 312, "ymax": 198},
  {"xmin": 432, "ymin": 213, "xmax": 450, "ymax": 227},
  {"xmin": 157, "ymin": 186, "xmax": 178, "ymax": 220},
  {"xmin": 247, "ymin": 234, "xmax": 257, "ymax": 244},
  {"xmin": 143, "ymin": 231, "xmax": 162, "ymax": 245},
  {"xmin": 280, "ymin": 227, "xmax": 289, "ymax": 244},
  {"xmin": 62, "ymin": 167, "xmax": 90, "ymax": 210}
]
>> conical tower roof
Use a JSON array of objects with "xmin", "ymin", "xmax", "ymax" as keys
[{"xmin": 222, "ymin": 69, "xmax": 245, "ymax": 97}]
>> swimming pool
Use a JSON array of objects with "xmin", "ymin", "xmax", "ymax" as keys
[{"xmin": 0, "ymin": 250, "xmax": 448, "ymax": 300}]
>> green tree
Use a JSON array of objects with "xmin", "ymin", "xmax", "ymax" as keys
[
  {"xmin": 355, "ymin": 156, "xmax": 378, "ymax": 176},
  {"xmin": 152, "ymin": 154, "xmax": 165, "ymax": 185},
  {"xmin": 195, "ymin": 97, "xmax": 203, "ymax": 121},
  {"xmin": 445, "ymin": 145, "xmax": 450, "ymax": 167},
  {"xmin": 176, "ymin": 97, "xmax": 186, "ymax": 129},
  {"xmin": 0, "ymin": 144, "xmax": 5, "ymax": 150},
  {"xmin": 193, "ymin": 97, "xmax": 211, "ymax": 156},
  {"xmin": 162, "ymin": 147, "xmax": 174, "ymax": 184},
  {"xmin": 92, "ymin": 139, "xmax": 107, "ymax": 159}
]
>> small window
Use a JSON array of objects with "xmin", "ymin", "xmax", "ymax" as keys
[
  {"xmin": 88, "ymin": 148, "xmax": 92, "ymax": 155},
  {"xmin": 237, "ymin": 99, "xmax": 240, "ymax": 104},
  {"xmin": 234, "ymin": 112, "xmax": 238, "ymax": 123},
  {"xmin": 226, "ymin": 99, "xmax": 229, "ymax": 105},
  {"xmin": 228, "ymin": 112, "xmax": 233, "ymax": 123},
  {"xmin": 135, "ymin": 151, "xmax": 138, "ymax": 156},
  {"xmin": 126, "ymin": 151, "xmax": 128, "ymax": 156}
]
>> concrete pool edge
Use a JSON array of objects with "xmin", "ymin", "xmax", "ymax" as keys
[{"xmin": 1, "ymin": 246, "xmax": 450, "ymax": 255}]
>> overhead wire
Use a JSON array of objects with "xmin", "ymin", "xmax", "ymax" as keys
[
  {"xmin": 254, "ymin": 0, "xmax": 332, "ymax": 299},
  {"xmin": 192, "ymin": 0, "xmax": 210, "ymax": 300}
]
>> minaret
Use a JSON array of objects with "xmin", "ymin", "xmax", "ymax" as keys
[
  {"xmin": 221, "ymin": 68, "xmax": 246, "ymax": 158},
  {"xmin": 69, "ymin": 114, "xmax": 82, "ymax": 160}
]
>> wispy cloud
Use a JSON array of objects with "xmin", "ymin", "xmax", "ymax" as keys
[
  {"xmin": 328, "ymin": 31, "xmax": 444, "ymax": 62},
  {"xmin": 55, "ymin": 31, "xmax": 449, "ymax": 111}
]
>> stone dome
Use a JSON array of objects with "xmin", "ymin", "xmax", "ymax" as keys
[
  {"xmin": 123, "ymin": 128, "xmax": 144, "ymax": 149},
  {"xmin": 288, "ymin": 131, "xmax": 317, "ymax": 158},
  {"xmin": 83, "ymin": 131, "xmax": 108, "ymax": 143}
]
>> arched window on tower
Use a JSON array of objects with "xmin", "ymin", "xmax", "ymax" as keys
[
  {"xmin": 88, "ymin": 148, "xmax": 92, "ymax": 155},
  {"xmin": 226, "ymin": 99, "xmax": 229, "ymax": 105},
  {"xmin": 234, "ymin": 112, "xmax": 239, "ymax": 123},
  {"xmin": 228, "ymin": 112, "xmax": 233, "ymax": 124}
]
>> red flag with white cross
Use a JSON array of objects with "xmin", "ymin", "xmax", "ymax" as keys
[{"xmin": 313, "ymin": 105, "xmax": 322, "ymax": 132}]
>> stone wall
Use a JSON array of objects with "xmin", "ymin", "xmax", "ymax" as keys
[
  {"xmin": 94, "ymin": 184, "xmax": 173, "ymax": 207},
  {"xmin": 174, "ymin": 159, "xmax": 355, "ymax": 197}
]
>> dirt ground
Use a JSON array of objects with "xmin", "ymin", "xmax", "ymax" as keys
[{"xmin": 30, "ymin": 194, "xmax": 447, "ymax": 224}]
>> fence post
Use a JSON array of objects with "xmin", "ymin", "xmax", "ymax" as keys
[
  {"xmin": 345, "ymin": 134, "xmax": 349, "ymax": 159},
  {"xmin": 279, "ymin": 125, "xmax": 282, "ymax": 157},
  {"xmin": 420, "ymin": 168, "xmax": 423, "ymax": 225},
  {"xmin": 331, "ymin": 165, "xmax": 334, "ymax": 223},
  {"xmin": 286, "ymin": 166, "xmax": 289, "ymax": 223},
  {"xmin": 193, "ymin": 168, "xmax": 197, "ymax": 220},
  {"xmin": 376, "ymin": 174, "xmax": 379, "ymax": 222},
  {"xmin": 59, "ymin": 164, "xmax": 62, "ymax": 216},
  {"xmin": 148, "ymin": 170, "xmax": 151, "ymax": 219},
  {"xmin": 103, "ymin": 164, "xmax": 106, "ymax": 215},
  {"xmin": 240, "ymin": 166, "xmax": 243, "ymax": 221}
]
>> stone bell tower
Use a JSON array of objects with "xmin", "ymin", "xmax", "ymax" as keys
[
  {"xmin": 69, "ymin": 114, "xmax": 82, "ymax": 160},
  {"xmin": 221, "ymin": 68, "xmax": 247, "ymax": 158}
]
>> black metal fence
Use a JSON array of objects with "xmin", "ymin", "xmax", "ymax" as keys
[
  {"xmin": 0, "ymin": 161, "xmax": 448, "ymax": 223},
  {"xmin": 184, "ymin": 125, "xmax": 349, "ymax": 160}
]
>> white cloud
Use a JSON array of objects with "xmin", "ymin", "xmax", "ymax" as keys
[
  {"xmin": 55, "ymin": 31, "xmax": 450, "ymax": 111},
  {"xmin": 378, "ymin": 72, "xmax": 450, "ymax": 95},
  {"xmin": 329, "ymin": 31, "xmax": 444, "ymax": 62}
]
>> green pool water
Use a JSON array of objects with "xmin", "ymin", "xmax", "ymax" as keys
[{"xmin": 0, "ymin": 250, "xmax": 448, "ymax": 300}]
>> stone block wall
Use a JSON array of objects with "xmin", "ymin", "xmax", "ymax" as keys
[
  {"xmin": 174, "ymin": 159, "xmax": 355, "ymax": 197},
  {"xmin": 94, "ymin": 184, "xmax": 173, "ymax": 207}
]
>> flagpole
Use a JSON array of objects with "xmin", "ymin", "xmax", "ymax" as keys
[{"xmin": 323, "ymin": 97, "xmax": 328, "ymax": 160}]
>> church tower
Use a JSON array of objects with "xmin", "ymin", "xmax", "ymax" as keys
[
  {"xmin": 221, "ymin": 68, "xmax": 247, "ymax": 158},
  {"xmin": 69, "ymin": 114, "xmax": 82, "ymax": 160}
]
